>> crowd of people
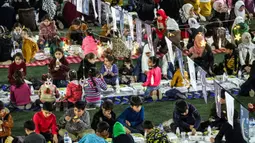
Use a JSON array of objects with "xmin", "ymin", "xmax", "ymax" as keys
[{"xmin": 0, "ymin": 0, "xmax": 255, "ymax": 143}]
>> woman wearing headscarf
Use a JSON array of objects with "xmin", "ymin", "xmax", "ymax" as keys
[
  {"xmin": 238, "ymin": 32, "xmax": 255, "ymax": 72},
  {"xmin": 184, "ymin": 0, "xmax": 200, "ymax": 14},
  {"xmin": 211, "ymin": 0, "xmax": 229, "ymax": 22},
  {"xmin": 189, "ymin": 33, "xmax": 214, "ymax": 76},
  {"xmin": 230, "ymin": 0, "xmax": 250, "ymax": 20},
  {"xmin": 187, "ymin": 18, "xmax": 206, "ymax": 49},
  {"xmin": 160, "ymin": 0, "xmax": 184, "ymax": 22},
  {"xmin": 231, "ymin": 16, "xmax": 249, "ymax": 45}
]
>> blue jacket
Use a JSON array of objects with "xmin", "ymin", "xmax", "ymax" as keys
[
  {"xmin": 173, "ymin": 104, "xmax": 201, "ymax": 131},
  {"xmin": 117, "ymin": 107, "xmax": 144, "ymax": 127}
]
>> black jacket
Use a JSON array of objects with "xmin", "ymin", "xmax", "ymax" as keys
[
  {"xmin": 136, "ymin": 0, "xmax": 155, "ymax": 21},
  {"xmin": 0, "ymin": 5, "xmax": 16, "ymax": 30},
  {"xmin": 77, "ymin": 58, "xmax": 96, "ymax": 79},
  {"xmin": 113, "ymin": 134, "xmax": 135, "ymax": 143},
  {"xmin": 91, "ymin": 109, "xmax": 116, "ymax": 136}
]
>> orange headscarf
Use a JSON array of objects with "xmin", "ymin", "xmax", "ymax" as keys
[{"xmin": 190, "ymin": 33, "xmax": 206, "ymax": 57}]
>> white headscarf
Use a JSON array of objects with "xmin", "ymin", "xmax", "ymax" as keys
[
  {"xmin": 142, "ymin": 44, "xmax": 154, "ymax": 73},
  {"xmin": 188, "ymin": 18, "xmax": 200, "ymax": 29},
  {"xmin": 234, "ymin": 1, "xmax": 245, "ymax": 19},
  {"xmin": 179, "ymin": 3, "xmax": 197, "ymax": 23},
  {"xmin": 167, "ymin": 18, "xmax": 179, "ymax": 31},
  {"xmin": 238, "ymin": 32, "xmax": 255, "ymax": 65},
  {"xmin": 213, "ymin": 0, "xmax": 227, "ymax": 13}
]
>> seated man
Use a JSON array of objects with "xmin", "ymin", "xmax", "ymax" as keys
[
  {"xmin": 33, "ymin": 102, "xmax": 58, "ymax": 143},
  {"xmin": 117, "ymin": 96, "xmax": 144, "ymax": 134},
  {"xmin": 59, "ymin": 101, "xmax": 94, "ymax": 141},
  {"xmin": 0, "ymin": 101, "xmax": 13, "ymax": 140},
  {"xmin": 23, "ymin": 120, "xmax": 46, "ymax": 143},
  {"xmin": 79, "ymin": 121, "xmax": 109, "ymax": 143},
  {"xmin": 143, "ymin": 120, "xmax": 170, "ymax": 143},
  {"xmin": 171, "ymin": 100, "xmax": 201, "ymax": 133},
  {"xmin": 91, "ymin": 100, "xmax": 116, "ymax": 137}
]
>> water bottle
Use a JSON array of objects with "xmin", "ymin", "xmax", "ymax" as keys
[
  {"xmin": 208, "ymin": 126, "xmax": 212, "ymax": 136},
  {"xmin": 64, "ymin": 132, "xmax": 71, "ymax": 143},
  {"xmin": 176, "ymin": 127, "xmax": 180, "ymax": 137},
  {"xmin": 238, "ymin": 70, "xmax": 242, "ymax": 79},
  {"xmin": 30, "ymin": 86, "xmax": 34, "ymax": 95},
  {"xmin": 116, "ymin": 78, "xmax": 120, "ymax": 94}
]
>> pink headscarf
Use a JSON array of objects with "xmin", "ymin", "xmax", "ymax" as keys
[{"xmin": 189, "ymin": 33, "xmax": 206, "ymax": 57}]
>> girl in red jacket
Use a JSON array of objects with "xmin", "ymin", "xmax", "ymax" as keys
[
  {"xmin": 8, "ymin": 52, "xmax": 26, "ymax": 85},
  {"xmin": 64, "ymin": 70, "xmax": 82, "ymax": 108},
  {"xmin": 142, "ymin": 56, "xmax": 162, "ymax": 97},
  {"xmin": 49, "ymin": 48, "xmax": 70, "ymax": 87}
]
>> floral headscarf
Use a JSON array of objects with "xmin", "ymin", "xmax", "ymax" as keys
[{"xmin": 189, "ymin": 33, "xmax": 206, "ymax": 57}]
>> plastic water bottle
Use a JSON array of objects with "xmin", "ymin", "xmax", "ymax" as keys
[
  {"xmin": 30, "ymin": 86, "xmax": 34, "ymax": 95},
  {"xmin": 116, "ymin": 78, "xmax": 120, "ymax": 94},
  {"xmin": 238, "ymin": 70, "xmax": 242, "ymax": 79},
  {"xmin": 176, "ymin": 127, "xmax": 180, "ymax": 137},
  {"xmin": 222, "ymin": 72, "xmax": 227, "ymax": 82},
  {"xmin": 64, "ymin": 132, "xmax": 71, "ymax": 143},
  {"xmin": 208, "ymin": 126, "xmax": 212, "ymax": 136}
]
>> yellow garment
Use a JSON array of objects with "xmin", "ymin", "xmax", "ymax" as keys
[
  {"xmin": 22, "ymin": 38, "xmax": 39, "ymax": 63},
  {"xmin": 184, "ymin": 0, "xmax": 200, "ymax": 14},
  {"xmin": 171, "ymin": 69, "xmax": 190, "ymax": 87},
  {"xmin": 200, "ymin": 0, "xmax": 212, "ymax": 17},
  {"xmin": 105, "ymin": 0, "xmax": 123, "ymax": 6}
]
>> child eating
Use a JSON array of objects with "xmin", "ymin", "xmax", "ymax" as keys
[{"xmin": 100, "ymin": 55, "xmax": 118, "ymax": 85}]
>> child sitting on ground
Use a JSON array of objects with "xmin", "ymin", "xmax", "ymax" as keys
[
  {"xmin": 77, "ymin": 53, "xmax": 97, "ymax": 79},
  {"xmin": 91, "ymin": 100, "xmax": 116, "ymax": 137},
  {"xmin": 23, "ymin": 120, "xmax": 46, "ymax": 143},
  {"xmin": 112, "ymin": 122, "xmax": 134, "ymax": 143},
  {"xmin": 38, "ymin": 14, "xmax": 58, "ymax": 50},
  {"xmin": 11, "ymin": 23, "xmax": 23, "ymax": 49},
  {"xmin": 49, "ymin": 48, "xmax": 70, "ymax": 87},
  {"xmin": 10, "ymin": 70, "xmax": 31, "ymax": 110},
  {"xmin": 37, "ymin": 74, "xmax": 59, "ymax": 106},
  {"xmin": 8, "ymin": 52, "xmax": 26, "ymax": 85},
  {"xmin": 59, "ymin": 101, "xmax": 94, "ymax": 141},
  {"xmin": 101, "ymin": 55, "xmax": 119, "ymax": 85},
  {"xmin": 142, "ymin": 56, "xmax": 162, "ymax": 97},
  {"xmin": 85, "ymin": 68, "xmax": 107, "ymax": 108},
  {"xmin": 21, "ymin": 28, "xmax": 39, "ymax": 63},
  {"xmin": 0, "ymin": 101, "xmax": 14, "ymax": 140},
  {"xmin": 171, "ymin": 100, "xmax": 201, "ymax": 133},
  {"xmin": 171, "ymin": 61, "xmax": 190, "ymax": 87},
  {"xmin": 66, "ymin": 19, "xmax": 88, "ymax": 45},
  {"xmin": 64, "ymin": 70, "xmax": 82, "ymax": 108},
  {"xmin": 119, "ymin": 58, "xmax": 134, "ymax": 84},
  {"xmin": 143, "ymin": 120, "xmax": 170, "ymax": 143},
  {"xmin": 78, "ymin": 121, "xmax": 109, "ymax": 143},
  {"xmin": 117, "ymin": 96, "xmax": 144, "ymax": 134}
]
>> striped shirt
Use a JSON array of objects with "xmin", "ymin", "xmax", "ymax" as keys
[{"xmin": 84, "ymin": 77, "xmax": 107, "ymax": 103}]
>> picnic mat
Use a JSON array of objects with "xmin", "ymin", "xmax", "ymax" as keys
[{"xmin": 0, "ymin": 56, "xmax": 83, "ymax": 68}]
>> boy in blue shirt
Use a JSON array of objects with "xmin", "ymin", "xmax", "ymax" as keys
[
  {"xmin": 171, "ymin": 100, "xmax": 201, "ymax": 133},
  {"xmin": 117, "ymin": 96, "xmax": 144, "ymax": 134}
]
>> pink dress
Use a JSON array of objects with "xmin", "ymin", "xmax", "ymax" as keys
[
  {"xmin": 82, "ymin": 36, "xmax": 98, "ymax": 56},
  {"xmin": 10, "ymin": 83, "xmax": 31, "ymax": 106}
]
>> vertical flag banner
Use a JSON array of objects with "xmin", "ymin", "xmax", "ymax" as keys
[
  {"xmin": 225, "ymin": 92, "xmax": 234, "ymax": 127},
  {"xmin": 187, "ymin": 57, "xmax": 197, "ymax": 91},
  {"xmin": 111, "ymin": 7, "xmax": 117, "ymax": 31},
  {"xmin": 165, "ymin": 37, "xmax": 175, "ymax": 66},
  {"xmin": 200, "ymin": 67, "xmax": 207, "ymax": 103},
  {"xmin": 214, "ymin": 81, "xmax": 222, "ymax": 118},
  {"xmin": 76, "ymin": 0, "xmax": 83, "ymax": 13},
  {"xmin": 176, "ymin": 48, "xmax": 184, "ymax": 77},
  {"xmin": 240, "ymin": 105, "xmax": 249, "ymax": 142},
  {"xmin": 83, "ymin": 0, "xmax": 90, "ymax": 15},
  {"xmin": 97, "ymin": 0, "xmax": 102, "ymax": 24},
  {"xmin": 145, "ymin": 24, "xmax": 153, "ymax": 51},
  {"xmin": 128, "ymin": 14, "xmax": 134, "ymax": 40},
  {"xmin": 136, "ymin": 19, "xmax": 142, "ymax": 46},
  {"xmin": 119, "ymin": 9, "xmax": 124, "ymax": 36},
  {"xmin": 91, "ymin": 0, "xmax": 98, "ymax": 18}
]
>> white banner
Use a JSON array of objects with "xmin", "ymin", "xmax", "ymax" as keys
[
  {"xmin": 165, "ymin": 37, "xmax": 175, "ymax": 66},
  {"xmin": 214, "ymin": 81, "xmax": 222, "ymax": 118},
  {"xmin": 76, "ymin": 0, "xmax": 83, "ymax": 13},
  {"xmin": 97, "ymin": 0, "xmax": 101, "ymax": 24},
  {"xmin": 225, "ymin": 92, "xmax": 234, "ymax": 127},
  {"xmin": 128, "ymin": 14, "xmax": 134, "ymax": 40},
  {"xmin": 145, "ymin": 24, "xmax": 153, "ymax": 52},
  {"xmin": 136, "ymin": 19, "xmax": 142, "ymax": 46},
  {"xmin": 187, "ymin": 57, "xmax": 197, "ymax": 91},
  {"xmin": 111, "ymin": 7, "xmax": 117, "ymax": 31},
  {"xmin": 91, "ymin": 0, "xmax": 98, "ymax": 18}
]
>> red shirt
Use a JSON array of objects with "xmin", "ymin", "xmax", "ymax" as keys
[
  {"xmin": 65, "ymin": 81, "xmax": 82, "ymax": 103},
  {"xmin": 8, "ymin": 62, "xmax": 26, "ymax": 85},
  {"xmin": 33, "ymin": 111, "xmax": 58, "ymax": 135}
]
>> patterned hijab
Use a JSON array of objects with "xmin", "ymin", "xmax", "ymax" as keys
[{"xmin": 42, "ymin": 0, "xmax": 56, "ymax": 19}]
